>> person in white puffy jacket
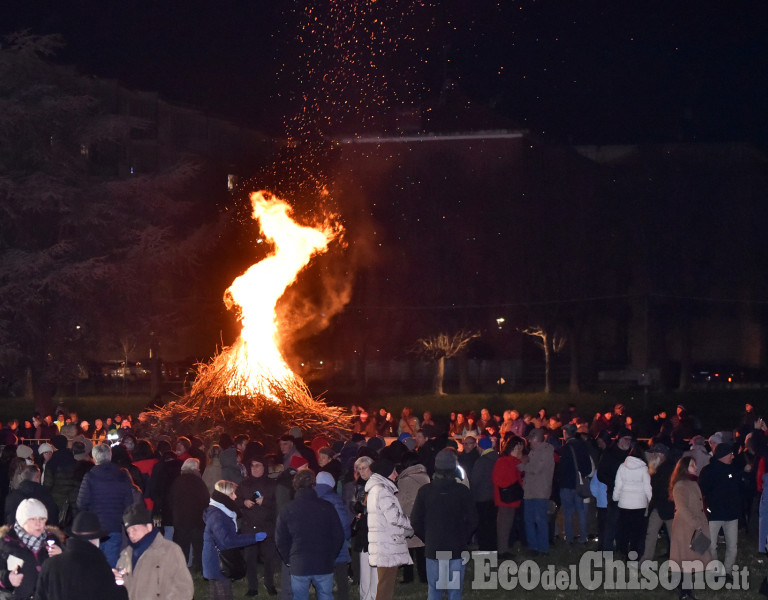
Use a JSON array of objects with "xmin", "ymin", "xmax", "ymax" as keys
[
  {"xmin": 612, "ymin": 446, "xmax": 652, "ymax": 559},
  {"xmin": 365, "ymin": 457, "xmax": 413, "ymax": 600}
]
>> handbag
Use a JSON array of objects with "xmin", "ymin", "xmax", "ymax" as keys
[
  {"xmin": 217, "ymin": 545, "xmax": 247, "ymax": 580},
  {"xmin": 689, "ymin": 529, "xmax": 711, "ymax": 555},
  {"xmin": 498, "ymin": 481, "xmax": 524, "ymax": 504}
]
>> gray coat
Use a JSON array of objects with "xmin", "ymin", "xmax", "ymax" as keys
[
  {"xmin": 518, "ymin": 442, "xmax": 555, "ymax": 500},
  {"xmin": 397, "ymin": 464, "xmax": 430, "ymax": 548}
]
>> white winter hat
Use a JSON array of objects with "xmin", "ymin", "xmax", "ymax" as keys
[{"xmin": 16, "ymin": 498, "xmax": 47, "ymax": 526}]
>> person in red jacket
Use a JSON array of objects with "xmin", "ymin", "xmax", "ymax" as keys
[{"xmin": 492, "ymin": 436, "xmax": 525, "ymax": 558}]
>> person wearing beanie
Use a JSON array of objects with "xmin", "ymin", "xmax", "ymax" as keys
[
  {"xmin": 168, "ymin": 457, "xmax": 210, "ymax": 574},
  {"xmin": 0, "ymin": 498, "xmax": 63, "ymax": 599},
  {"xmin": 115, "ymin": 503, "xmax": 193, "ymax": 600},
  {"xmin": 16, "ymin": 445, "xmax": 34, "ymax": 465},
  {"xmin": 236, "ymin": 455, "xmax": 280, "ymax": 596},
  {"xmin": 314, "ymin": 471, "xmax": 352, "ymax": 600},
  {"xmin": 469, "ymin": 436, "xmax": 499, "ymax": 552},
  {"xmin": 286, "ymin": 428, "xmax": 320, "ymax": 473},
  {"xmin": 365, "ymin": 458, "xmax": 413, "ymax": 600},
  {"xmin": 38, "ymin": 442, "xmax": 54, "ymax": 486},
  {"xmin": 41, "ymin": 434, "xmax": 77, "ymax": 529},
  {"xmin": 698, "ymin": 441, "xmax": 740, "ymax": 575},
  {"xmin": 289, "ymin": 455, "xmax": 310, "ymax": 472},
  {"xmin": 411, "ymin": 445, "xmax": 478, "ymax": 600},
  {"xmin": 275, "ymin": 470, "xmax": 345, "ymax": 600},
  {"xmin": 203, "ymin": 480, "xmax": 268, "ymax": 599}
]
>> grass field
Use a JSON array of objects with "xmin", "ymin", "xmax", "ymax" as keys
[{"xmin": 189, "ymin": 533, "xmax": 767, "ymax": 599}]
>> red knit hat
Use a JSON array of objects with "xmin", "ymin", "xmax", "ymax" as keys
[{"xmin": 289, "ymin": 455, "xmax": 309, "ymax": 470}]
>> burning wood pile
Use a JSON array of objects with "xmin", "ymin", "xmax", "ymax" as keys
[
  {"xmin": 148, "ymin": 191, "xmax": 350, "ymax": 439},
  {"xmin": 148, "ymin": 353, "xmax": 349, "ymax": 439}
]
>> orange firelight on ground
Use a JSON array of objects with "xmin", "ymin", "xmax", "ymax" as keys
[{"xmin": 222, "ymin": 191, "xmax": 340, "ymax": 401}]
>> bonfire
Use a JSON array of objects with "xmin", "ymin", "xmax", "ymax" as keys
[{"xmin": 149, "ymin": 191, "xmax": 350, "ymax": 439}]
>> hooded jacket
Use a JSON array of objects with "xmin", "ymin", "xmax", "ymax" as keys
[
  {"xmin": 518, "ymin": 442, "xmax": 555, "ymax": 500},
  {"xmin": 396, "ymin": 464, "xmax": 430, "ymax": 548},
  {"xmin": 613, "ymin": 456, "xmax": 652, "ymax": 509},
  {"xmin": 314, "ymin": 482, "xmax": 352, "ymax": 563},
  {"xmin": 275, "ymin": 487, "xmax": 344, "ymax": 575}
]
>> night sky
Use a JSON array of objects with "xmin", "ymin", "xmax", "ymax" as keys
[{"xmin": 3, "ymin": 0, "xmax": 767, "ymax": 147}]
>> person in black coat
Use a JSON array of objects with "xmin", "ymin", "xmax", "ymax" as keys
[
  {"xmin": 411, "ymin": 449, "xmax": 478, "ymax": 600},
  {"xmin": 5, "ymin": 465, "xmax": 58, "ymax": 528},
  {"xmin": 596, "ymin": 430, "xmax": 633, "ymax": 551},
  {"xmin": 641, "ymin": 444, "xmax": 676, "ymax": 563},
  {"xmin": 168, "ymin": 458, "xmax": 210, "ymax": 573},
  {"xmin": 275, "ymin": 470, "xmax": 344, "ymax": 600},
  {"xmin": 236, "ymin": 455, "xmax": 279, "ymax": 596},
  {"xmin": 699, "ymin": 442, "xmax": 741, "ymax": 573},
  {"xmin": 35, "ymin": 510, "xmax": 128, "ymax": 600}
]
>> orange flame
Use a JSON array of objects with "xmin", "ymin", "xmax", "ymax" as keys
[{"xmin": 222, "ymin": 191, "xmax": 340, "ymax": 401}]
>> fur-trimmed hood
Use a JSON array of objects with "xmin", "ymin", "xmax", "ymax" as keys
[{"xmin": 0, "ymin": 523, "xmax": 65, "ymax": 543}]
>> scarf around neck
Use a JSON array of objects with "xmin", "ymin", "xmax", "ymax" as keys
[
  {"xmin": 210, "ymin": 490, "xmax": 240, "ymax": 528},
  {"xmin": 14, "ymin": 522, "xmax": 45, "ymax": 554}
]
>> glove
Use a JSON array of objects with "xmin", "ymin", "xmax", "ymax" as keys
[{"xmin": 255, "ymin": 532, "xmax": 267, "ymax": 542}]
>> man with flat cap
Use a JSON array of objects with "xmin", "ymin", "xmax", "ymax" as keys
[
  {"xmin": 114, "ymin": 503, "xmax": 193, "ymax": 600},
  {"xmin": 35, "ymin": 510, "xmax": 128, "ymax": 600}
]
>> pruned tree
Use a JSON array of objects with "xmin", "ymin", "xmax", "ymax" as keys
[
  {"xmin": 521, "ymin": 326, "xmax": 566, "ymax": 394},
  {"xmin": 416, "ymin": 330, "xmax": 480, "ymax": 395}
]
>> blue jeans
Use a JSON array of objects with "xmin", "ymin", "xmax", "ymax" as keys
[
  {"xmin": 560, "ymin": 488, "xmax": 588, "ymax": 543},
  {"xmin": 426, "ymin": 557, "xmax": 465, "ymax": 600},
  {"xmin": 524, "ymin": 498, "xmax": 549, "ymax": 553},
  {"xmin": 100, "ymin": 531, "xmax": 122, "ymax": 568},
  {"xmin": 291, "ymin": 573, "xmax": 333, "ymax": 600},
  {"xmin": 759, "ymin": 489, "xmax": 768, "ymax": 553}
]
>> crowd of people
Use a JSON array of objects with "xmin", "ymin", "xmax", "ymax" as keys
[{"xmin": 0, "ymin": 400, "xmax": 763, "ymax": 600}]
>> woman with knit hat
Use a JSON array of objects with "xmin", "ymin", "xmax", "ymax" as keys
[{"xmin": 0, "ymin": 498, "xmax": 62, "ymax": 599}]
